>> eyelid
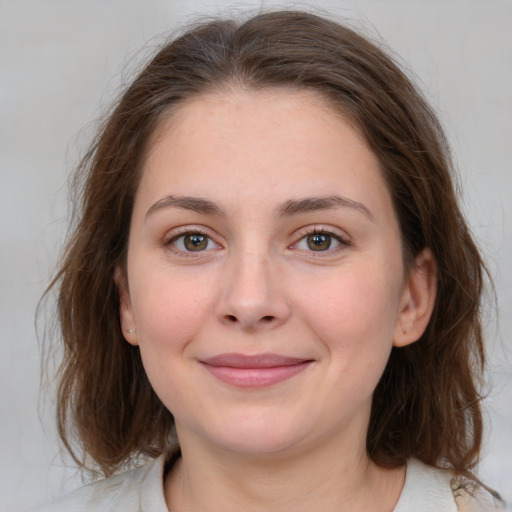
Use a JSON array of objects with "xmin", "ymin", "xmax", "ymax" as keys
[
  {"xmin": 293, "ymin": 225, "xmax": 351, "ymax": 242},
  {"xmin": 164, "ymin": 226, "xmax": 223, "ymax": 256},
  {"xmin": 290, "ymin": 225, "xmax": 351, "ymax": 253}
]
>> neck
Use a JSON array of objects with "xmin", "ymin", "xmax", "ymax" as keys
[{"xmin": 164, "ymin": 428, "xmax": 405, "ymax": 512}]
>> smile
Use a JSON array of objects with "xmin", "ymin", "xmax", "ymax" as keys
[{"xmin": 199, "ymin": 353, "xmax": 314, "ymax": 388}]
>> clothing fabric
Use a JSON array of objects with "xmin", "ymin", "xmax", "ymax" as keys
[
  {"xmin": 34, "ymin": 454, "xmax": 504, "ymax": 511},
  {"xmin": 34, "ymin": 453, "xmax": 168, "ymax": 512},
  {"xmin": 394, "ymin": 459, "xmax": 503, "ymax": 512}
]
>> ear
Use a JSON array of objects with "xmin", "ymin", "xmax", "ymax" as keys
[
  {"xmin": 114, "ymin": 266, "xmax": 138, "ymax": 346},
  {"xmin": 393, "ymin": 248, "xmax": 437, "ymax": 348}
]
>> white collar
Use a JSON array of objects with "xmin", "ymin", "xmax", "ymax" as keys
[{"xmin": 394, "ymin": 459, "xmax": 457, "ymax": 512}]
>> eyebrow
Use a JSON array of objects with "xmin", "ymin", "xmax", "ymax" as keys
[
  {"xmin": 276, "ymin": 195, "xmax": 373, "ymax": 220},
  {"xmin": 145, "ymin": 194, "xmax": 373, "ymax": 220},
  {"xmin": 146, "ymin": 195, "xmax": 225, "ymax": 219}
]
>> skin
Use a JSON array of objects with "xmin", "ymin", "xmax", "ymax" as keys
[{"xmin": 117, "ymin": 88, "xmax": 436, "ymax": 512}]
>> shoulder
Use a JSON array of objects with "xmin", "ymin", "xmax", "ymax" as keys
[
  {"xmin": 32, "ymin": 453, "xmax": 169, "ymax": 512},
  {"xmin": 394, "ymin": 459, "xmax": 506, "ymax": 512}
]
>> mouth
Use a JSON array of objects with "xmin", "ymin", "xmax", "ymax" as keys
[{"xmin": 199, "ymin": 353, "xmax": 314, "ymax": 388}]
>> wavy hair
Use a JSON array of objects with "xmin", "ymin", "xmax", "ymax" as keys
[{"xmin": 47, "ymin": 10, "xmax": 487, "ymax": 478}]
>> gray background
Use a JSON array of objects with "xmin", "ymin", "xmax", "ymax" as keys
[{"xmin": 1, "ymin": 1, "xmax": 510, "ymax": 510}]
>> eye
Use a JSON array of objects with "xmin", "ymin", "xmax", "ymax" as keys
[
  {"xmin": 293, "ymin": 230, "xmax": 348, "ymax": 252},
  {"xmin": 168, "ymin": 232, "xmax": 218, "ymax": 252},
  {"xmin": 305, "ymin": 233, "xmax": 335, "ymax": 251}
]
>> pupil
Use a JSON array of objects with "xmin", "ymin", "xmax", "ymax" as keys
[
  {"xmin": 308, "ymin": 234, "xmax": 331, "ymax": 251},
  {"xmin": 185, "ymin": 234, "xmax": 207, "ymax": 251}
]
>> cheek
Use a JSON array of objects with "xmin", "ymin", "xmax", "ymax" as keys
[
  {"xmin": 129, "ymin": 268, "xmax": 217, "ymax": 358},
  {"xmin": 296, "ymin": 265, "xmax": 401, "ymax": 356},
  {"xmin": 128, "ymin": 269, "xmax": 220, "ymax": 415}
]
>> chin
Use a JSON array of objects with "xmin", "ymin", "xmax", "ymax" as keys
[
  {"xmin": 216, "ymin": 434, "xmax": 301, "ymax": 458},
  {"xmin": 199, "ymin": 413, "xmax": 308, "ymax": 457}
]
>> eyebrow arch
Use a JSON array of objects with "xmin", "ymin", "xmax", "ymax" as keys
[
  {"xmin": 146, "ymin": 195, "xmax": 225, "ymax": 219},
  {"xmin": 276, "ymin": 195, "xmax": 373, "ymax": 220},
  {"xmin": 145, "ymin": 194, "xmax": 373, "ymax": 221}
]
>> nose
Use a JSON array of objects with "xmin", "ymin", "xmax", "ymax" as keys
[{"xmin": 215, "ymin": 251, "xmax": 291, "ymax": 331}]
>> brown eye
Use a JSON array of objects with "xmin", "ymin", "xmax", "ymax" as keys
[
  {"xmin": 293, "ymin": 230, "xmax": 347, "ymax": 254},
  {"xmin": 169, "ymin": 232, "xmax": 217, "ymax": 253},
  {"xmin": 306, "ymin": 233, "xmax": 332, "ymax": 251},
  {"xmin": 183, "ymin": 233, "xmax": 209, "ymax": 251}
]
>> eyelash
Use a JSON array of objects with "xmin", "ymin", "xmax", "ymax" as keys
[
  {"xmin": 164, "ymin": 226, "xmax": 351, "ymax": 257},
  {"xmin": 164, "ymin": 228, "xmax": 221, "ymax": 257},
  {"xmin": 291, "ymin": 227, "xmax": 351, "ymax": 255}
]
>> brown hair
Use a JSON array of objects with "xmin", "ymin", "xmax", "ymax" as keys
[{"xmin": 48, "ymin": 10, "xmax": 487, "ymax": 478}]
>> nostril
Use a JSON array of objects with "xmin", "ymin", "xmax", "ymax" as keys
[{"xmin": 221, "ymin": 314, "xmax": 279, "ymax": 327}]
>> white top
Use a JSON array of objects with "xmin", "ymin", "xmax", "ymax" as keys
[{"xmin": 34, "ymin": 455, "xmax": 504, "ymax": 511}]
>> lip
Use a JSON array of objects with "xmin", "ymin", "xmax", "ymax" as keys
[{"xmin": 199, "ymin": 353, "xmax": 313, "ymax": 388}]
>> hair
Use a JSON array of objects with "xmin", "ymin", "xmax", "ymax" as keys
[{"xmin": 48, "ymin": 10, "xmax": 488, "ymax": 479}]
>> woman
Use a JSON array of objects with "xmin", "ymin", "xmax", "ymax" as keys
[{"xmin": 39, "ymin": 10, "xmax": 504, "ymax": 511}]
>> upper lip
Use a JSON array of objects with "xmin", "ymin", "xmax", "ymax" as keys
[{"xmin": 200, "ymin": 353, "xmax": 312, "ymax": 368}]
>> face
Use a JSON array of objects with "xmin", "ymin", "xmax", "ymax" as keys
[{"xmin": 119, "ymin": 89, "xmax": 435, "ymax": 458}]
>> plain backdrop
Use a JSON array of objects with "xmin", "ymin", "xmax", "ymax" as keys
[{"xmin": 1, "ymin": 1, "xmax": 511, "ymax": 510}]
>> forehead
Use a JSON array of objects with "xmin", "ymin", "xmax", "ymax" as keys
[
  {"xmin": 136, "ymin": 88, "xmax": 391, "ymax": 220},
  {"xmin": 147, "ymin": 88, "xmax": 369, "ymax": 164},
  {"xmin": 147, "ymin": 87, "xmax": 364, "ymax": 159}
]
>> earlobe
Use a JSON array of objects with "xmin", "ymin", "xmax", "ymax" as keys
[
  {"xmin": 114, "ymin": 266, "xmax": 139, "ymax": 346},
  {"xmin": 394, "ymin": 248, "xmax": 437, "ymax": 348}
]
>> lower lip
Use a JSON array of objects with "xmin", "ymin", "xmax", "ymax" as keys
[{"xmin": 201, "ymin": 362, "xmax": 312, "ymax": 388}]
